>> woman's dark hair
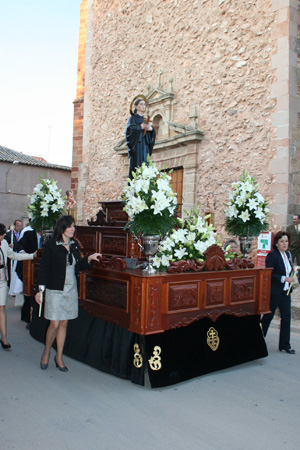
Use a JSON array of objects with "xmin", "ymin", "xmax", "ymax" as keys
[
  {"xmin": 272, "ymin": 230, "xmax": 290, "ymax": 250},
  {"xmin": 53, "ymin": 215, "xmax": 75, "ymax": 241},
  {"xmin": 0, "ymin": 223, "xmax": 7, "ymax": 236},
  {"xmin": 133, "ymin": 98, "xmax": 143, "ymax": 114}
]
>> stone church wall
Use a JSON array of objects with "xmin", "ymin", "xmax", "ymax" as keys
[{"xmin": 77, "ymin": 0, "xmax": 278, "ymax": 236}]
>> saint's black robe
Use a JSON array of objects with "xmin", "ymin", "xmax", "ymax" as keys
[{"xmin": 125, "ymin": 114, "xmax": 156, "ymax": 179}]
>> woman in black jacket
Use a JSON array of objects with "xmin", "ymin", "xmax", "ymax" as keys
[
  {"xmin": 261, "ymin": 231, "xmax": 296, "ymax": 354},
  {"xmin": 35, "ymin": 215, "xmax": 101, "ymax": 371}
]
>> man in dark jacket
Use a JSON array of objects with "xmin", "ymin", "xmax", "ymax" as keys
[
  {"xmin": 286, "ymin": 214, "xmax": 300, "ymax": 264},
  {"xmin": 4, "ymin": 219, "xmax": 23, "ymax": 284},
  {"xmin": 14, "ymin": 229, "xmax": 43, "ymax": 326},
  {"xmin": 4, "ymin": 219, "xmax": 23, "ymax": 248}
]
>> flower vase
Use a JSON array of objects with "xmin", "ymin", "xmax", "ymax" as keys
[
  {"xmin": 239, "ymin": 236, "xmax": 254, "ymax": 258},
  {"xmin": 141, "ymin": 235, "xmax": 160, "ymax": 274}
]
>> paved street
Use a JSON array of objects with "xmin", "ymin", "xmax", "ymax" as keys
[{"xmin": 1, "ymin": 297, "xmax": 300, "ymax": 450}]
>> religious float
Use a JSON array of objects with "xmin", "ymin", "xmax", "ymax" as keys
[{"xmin": 24, "ymin": 197, "xmax": 271, "ymax": 388}]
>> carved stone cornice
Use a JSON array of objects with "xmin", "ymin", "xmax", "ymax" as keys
[
  {"xmin": 115, "ymin": 130, "xmax": 204, "ymax": 154},
  {"xmin": 147, "ymin": 89, "xmax": 176, "ymax": 104}
]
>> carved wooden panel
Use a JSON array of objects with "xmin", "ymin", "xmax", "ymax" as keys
[
  {"xmin": 168, "ymin": 283, "xmax": 198, "ymax": 311},
  {"xmin": 101, "ymin": 233, "xmax": 127, "ymax": 256},
  {"xmin": 259, "ymin": 270, "xmax": 272, "ymax": 313},
  {"xmin": 146, "ymin": 278, "xmax": 162, "ymax": 331},
  {"xmin": 21, "ymin": 247, "xmax": 272, "ymax": 335},
  {"xmin": 131, "ymin": 277, "xmax": 143, "ymax": 331},
  {"xmin": 22, "ymin": 259, "xmax": 40, "ymax": 296},
  {"xmin": 205, "ymin": 280, "xmax": 225, "ymax": 307},
  {"xmin": 167, "ymin": 168, "xmax": 183, "ymax": 217},
  {"xmin": 85, "ymin": 276, "xmax": 127, "ymax": 310},
  {"xmin": 75, "ymin": 228, "xmax": 99, "ymax": 253},
  {"xmin": 231, "ymin": 278, "xmax": 254, "ymax": 303},
  {"xmin": 101, "ymin": 201, "xmax": 128, "ymax": 226},
  {"xmin": 22, "ymin": 260, "xmax": 33, "ymax": 296},
  {"xmin": 109, "ymin": 210, "xmax": 128, "ymax": 221}
]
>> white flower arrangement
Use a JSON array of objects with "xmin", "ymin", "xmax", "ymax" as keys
[
  {"xmin": 225, "ymin": 170, "xmax": 269, "ymax": 237},
  {"xmin": 27, "ymin": 177, "xmax": 66, "ymax": 230},
  {"xmin": 122, "ymin": 160, "xmax": 178, "ymax": 236},
  {"xmin": 152, "ymin": 207, "xmax": 217, "ymax": 270}
]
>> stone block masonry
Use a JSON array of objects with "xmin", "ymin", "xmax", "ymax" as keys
[{"xmin": 72, "ymin": 0, "xmax": 300, "ymax": 238}]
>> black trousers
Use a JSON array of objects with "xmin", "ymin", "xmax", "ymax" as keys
[
  {"xmin": 21, "ymin": 296, "xmax": 35, "ymax": 323},
  {"xmin": 261, "ymin": 290, "xmax": 291, "ymax": 350}
]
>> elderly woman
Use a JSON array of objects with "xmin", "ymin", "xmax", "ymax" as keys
[
  {"xmin": 0, "ymin": 223, "xmax": 36, "ymax": 349},
  {"xmin": 261, "ymin": 231, "xmax": 296, "ymax": 354},
  {"xmin": 35, "ymin": 215, "xmax": 101, "ymax": 372}
]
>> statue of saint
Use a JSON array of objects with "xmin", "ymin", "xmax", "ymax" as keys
[
  {"xmin": 66, "ymin": 189, "xmax": 76, "ymax": 210},
  {"xmin": 66, "ymin": 190, "xmax": 76, "ymax": 220},
  {"xmin": 126, "ymin": 96, "xmax": 156, "ymax": 179}
]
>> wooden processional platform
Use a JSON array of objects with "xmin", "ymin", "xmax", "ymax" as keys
[{"xmin": 25, "ymin": 201, "xmax": 271, "ymax": 388}]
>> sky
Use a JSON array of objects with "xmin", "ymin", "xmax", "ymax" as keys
[{"xmin": 0, "ymin": 1, "xmax": 81, "ymax": 167}]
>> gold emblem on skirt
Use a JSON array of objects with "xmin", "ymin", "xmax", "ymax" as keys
[
  {"xmin": 148, "ymin": 346, "xmax": 162, "ymax": 371},
  {"xmin": 133, "ymin": 343, "xmax": 143, "ymax": 368},
  {"xmin": 207, "ymin": 327, "xmax": 220, "ymax": 351}
]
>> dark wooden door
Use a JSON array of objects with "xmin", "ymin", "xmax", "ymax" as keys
[{"xmin": 167, "ymin": 168, "xmax": 183, "ymax": 217}]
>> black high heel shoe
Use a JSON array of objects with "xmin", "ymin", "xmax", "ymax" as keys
[
  {"xmin": 54, "ymin": 355, "xmax": 68, "ymax": 372},
  {"xmin": 40, "ymin": 352, "xmax": 50, "ymax": 370},
  {"xmin": 1, "ymin": 340, "xmax": 11, "ymax": 350},
  {"xmin": 280, "ymin": 348, "xmax": 296, "ymax": 354}
]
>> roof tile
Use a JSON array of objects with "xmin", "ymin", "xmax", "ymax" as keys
[{"xmin": 0, "ymin": 144, "xmax": 71, "ymax": 171}]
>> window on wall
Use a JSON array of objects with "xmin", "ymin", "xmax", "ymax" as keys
[
  {"xmin": 152, "ymin": 114, "xmax": 164, "ymax": 139},
  {"xmin": 165, "ymin": 167, "xmax": 183, "ymax": 217}
]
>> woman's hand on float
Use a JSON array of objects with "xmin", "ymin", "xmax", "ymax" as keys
[{"xmin": 88, "ymin": 253, "xmax": 102, "ymax": 263}]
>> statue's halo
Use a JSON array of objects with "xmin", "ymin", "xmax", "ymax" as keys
[{"xmin": 130, "ymin": 94, "xmax": 148, "ymax": 116}]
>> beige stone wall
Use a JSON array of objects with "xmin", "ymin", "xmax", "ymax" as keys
[
  {"xmin": 0, "ymin": 162, "xmax": 71, "ymax": 228},
  {"xmin": 78, "ymin": 0, "xmax": 278, "ymax": 237}
]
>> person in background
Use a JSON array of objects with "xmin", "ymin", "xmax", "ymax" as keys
[
  {"xmin": 0, "ymin": 223, "xmax": 36, "ymax": 349},
  {"xmin": 4, "ymin": 219, "xmax": 22, "ymax": 249},
  {"xmin": 261, "ymin": 231, "xmax": 296, "ymax": 354},
  {"xmin": 14, "ymin": 227, "xmax": 43, "ymax": 327},
  {"xmin": 35, "ymin": 215, "xmax": 102, "ymax": 372},
  {"xmin": 4, "ymin": 219, "xmax": 23, "ymax": 285},
  {"xmin": 19, "ymin": 220, "xmax": 33, "ymax": 239},
  {"xmin": 66, "ymin": 189, "xmax": 76, "ymax": 211},
  {"xmin": 224, "ymin": 239, "xmax": 239, "ymax": 253},
  {"xmin": 286, "ymin": 214, "xmax": 300, "ymax": 264}
]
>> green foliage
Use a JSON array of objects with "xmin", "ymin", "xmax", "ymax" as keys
[
  {"xmin": 225, "ymin": 216, "xmax": 268, "ymax": 237},
  {"xmin": 124, "ymin": 207, "xmax": 177, "ymax": 236}
]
